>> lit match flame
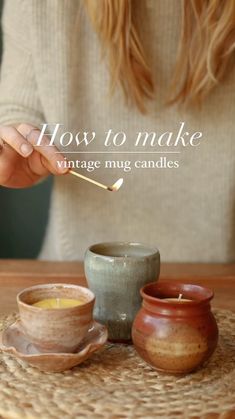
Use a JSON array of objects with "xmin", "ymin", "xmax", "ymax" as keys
[{"xmin": 108, "ymin": 178, "xmax": 124, "ymax": 192}]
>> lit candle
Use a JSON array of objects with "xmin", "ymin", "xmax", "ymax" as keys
[
  {"xmin": 32, "ymin": 298, "xmax": 83, "ymax": 309},
  {"xmin": 163, "ymin": 293, "xmax": 192, "ymax": 303}
]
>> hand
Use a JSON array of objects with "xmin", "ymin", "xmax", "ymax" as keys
[{"xmin": 0, "ymin": 123, "xmax": 68, "ymax": 188}]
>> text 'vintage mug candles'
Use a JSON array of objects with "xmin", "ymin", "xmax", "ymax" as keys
[
  {"xmin": 84, "ymin": 242, "xmax": 160, "ymax": 342},
  {"xmin": 132, "ymin": 282, "xmax": 218, "ymax": 374}
]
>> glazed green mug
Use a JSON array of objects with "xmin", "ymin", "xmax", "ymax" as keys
[{"xmin": 84, "ymin": 242, "xmax": 160, "ymax": 342}]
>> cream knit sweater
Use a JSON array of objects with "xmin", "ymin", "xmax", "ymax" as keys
[{"xmin": 0, "ymin": 0, "xmax": 235, "ymax": 262}]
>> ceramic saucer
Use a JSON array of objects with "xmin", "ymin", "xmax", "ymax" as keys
[{"xmin": 0, "ymin": 319, "xmax": 108, "ymax": 372}]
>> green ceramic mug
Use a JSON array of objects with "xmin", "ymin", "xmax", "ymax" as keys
[{"xmin": 84, "ymin": 242, "xmax": 160, "ymax": 342}]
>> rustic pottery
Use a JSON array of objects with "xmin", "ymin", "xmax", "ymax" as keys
[
  {"xmin": 0, "ymin": 319, "xmax": 107, "ymax": 372},
  {"xmin": 84, "ymin": 242, "xmax": 160, "ymax": 342},
  {"xmin": 132, "ymin": 282, "xmax": 218, "ymax": 374},
  {"xmin": 17, "ymin": 284, "xmax": 95, "ymax": 353}
]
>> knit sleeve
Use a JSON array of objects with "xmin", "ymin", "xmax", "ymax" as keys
[{"xmin": 0, "ymin": 0, "xmax": 44, "ymax": 127}]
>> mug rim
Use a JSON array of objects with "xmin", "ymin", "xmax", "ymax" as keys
[
  {"xmin": 17, "ymin": 283, "xmax": 95, "ymax": 312},
  {"xmin": 140, "ymin": 281, "xmax": 214, "ymax": 305},
  {"xmin": 86, "ymin": 241, "xmax": 160, "ymax": 260}
]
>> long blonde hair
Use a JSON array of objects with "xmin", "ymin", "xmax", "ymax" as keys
[{"xmin": 85, "ymin": 0, "xmax": 235, "ymax": 113}]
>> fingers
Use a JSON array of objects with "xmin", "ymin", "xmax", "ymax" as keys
[
  {"xmin": 26, "ymin": 150, "xmax": 51, "ymax": 178},
  {"xmin": 0, "ymin": 138, "xmax": 3, "ymax": 154},
  {"xmin": 0, "ymin": 123, "xmax": 68, "ymax": 178},
  {"xmin": 0, "ymin": 138, "xmax": 19, "ymax": 185},
  {"xmin": 17, "ymin": 123, "xmax": 68, "ymax": 174},
  {"xmin": 0, "ymin": 126, "xmax": 34, "ymax": 157}
]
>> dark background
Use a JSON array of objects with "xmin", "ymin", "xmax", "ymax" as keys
[{"xmin": 0, "ymin": 0, "xmax": 52, "ymax": 258}]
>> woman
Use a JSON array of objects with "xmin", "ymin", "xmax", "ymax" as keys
[{"xmin": 0, "ymin": 0, "xmax": 234, "ymax": 262}]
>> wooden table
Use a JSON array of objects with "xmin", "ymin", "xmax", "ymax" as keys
[
  {"xmin": 0, "ymin": 260, "xmax": 234, "ymax": 313},
  {"xmin": 0, "ymin": 260, "xmax": 234, "ymax": 419}
]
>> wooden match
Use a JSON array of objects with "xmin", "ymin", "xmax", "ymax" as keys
[{"xmin": 69, "ymin": 170, "xmax": 123, "ymax": 192}]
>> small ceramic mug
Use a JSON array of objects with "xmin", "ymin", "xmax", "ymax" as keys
[
  {"xmin": 132, "ymin": 282, "xmax": 219, "ymax": 374},
  {"xmin": 17, "ymin": 283, "xmax": 95, "ymax": 353},
  {"xmin": 84, "ymin": 242, "xmax": 160, "ymax": 342}
]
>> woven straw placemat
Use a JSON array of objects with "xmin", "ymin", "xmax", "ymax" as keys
[{"xmin": 0, "ymin": 309, "xmax": 234, "ymax": 419}]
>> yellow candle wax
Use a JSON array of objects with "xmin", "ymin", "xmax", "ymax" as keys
[{"xmin": 32, "ymin": 298, "xmax": 83, "ymax": 309}]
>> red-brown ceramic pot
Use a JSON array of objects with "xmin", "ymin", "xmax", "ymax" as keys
[{"xmin": 132, "ymin": 282, "xmax": 218, "ymax": 374}]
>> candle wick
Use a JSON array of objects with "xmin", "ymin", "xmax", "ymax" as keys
[{"xmin": 178, "ymin": 293, "xmax": 183, "ymax": 300}]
